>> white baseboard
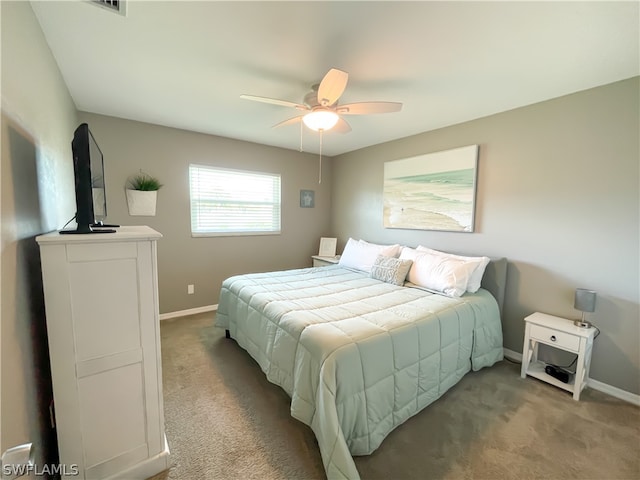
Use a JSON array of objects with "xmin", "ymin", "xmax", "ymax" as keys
[
  {"xmin": 503, "ymin": 347, "xmax": 522, "ymax": 362},
  {"xmin": 587, "ymin": 378, "xmax": 640, "ymax": 406},
  {"xmin": 159, "ymin": 304, "xmax": 217, "ymax": 321},
  {"xmin": 503, "ymin": 348, "xmax": 640, "ymax": 406},
  {"xmin": 106, "ymin": 434, "xmax": 171, "ymax": 479}
]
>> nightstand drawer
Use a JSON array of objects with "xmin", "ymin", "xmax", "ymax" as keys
[{"xmin": 530, "ymin": 324, "xmax": 580, "ymax": 351}]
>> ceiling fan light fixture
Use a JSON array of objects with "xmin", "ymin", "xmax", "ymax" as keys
[{"xmin": 303, "ymin": 110, "xmax": 339, "ymax": 131}]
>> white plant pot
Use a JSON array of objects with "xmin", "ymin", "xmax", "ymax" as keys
[{"xmin": 126, "ymin": 189, "xmax": 158, "ymax": 216}]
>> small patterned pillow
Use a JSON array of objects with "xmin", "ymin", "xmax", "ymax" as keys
[{"xmin": 370, "ymin": 255, "xmax": 413, "ymax": 286}]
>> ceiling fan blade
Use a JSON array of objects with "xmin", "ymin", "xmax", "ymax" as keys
[
  {"xmin": 317, "ymin": 69, "xmax": 348, "ymax": 107},
  {"xmin": 272, "ymin": 115, "xmax": 303, "ymax": 128},
  {"xmin": 240, "ymin": 94, "xmax": 308, "ymax": 110},
  {"xmin": 333, "ymin": 117, "xmax": 352, "ymax": 134},
  {"xmin": 336, "ymin": 102, "xmax": 403, "ymax": 115}
]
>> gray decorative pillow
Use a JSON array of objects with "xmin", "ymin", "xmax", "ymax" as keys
[{"xmin": 370, "ymin": 255, "xmax": 413, "ymax": 286}]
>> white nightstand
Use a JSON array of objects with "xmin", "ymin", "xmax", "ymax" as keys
[
  {"xmin": 521, "ymin": 312, "xmax": 596, "ymax": 401},
  {"xmin": 312, "ymin": 255, "xmax": 340, "ymax": 267}
]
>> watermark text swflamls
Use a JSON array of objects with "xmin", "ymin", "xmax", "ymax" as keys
[{"xmin": 2, "ymin": 463, "xmax": 79, "ymax": 477}]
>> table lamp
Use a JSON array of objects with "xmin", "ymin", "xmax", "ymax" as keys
[{"xmin": 574, "ymin": 288, "xmax": 596, "ymax": 328}]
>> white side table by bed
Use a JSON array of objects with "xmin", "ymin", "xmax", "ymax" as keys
[
  {"xmin": 312, "ymin": 255, "xmax": 340, "ymax": 267},
  {"xmin": 521, "ymin": 312, "xmax": 596, "ymax": 400}
]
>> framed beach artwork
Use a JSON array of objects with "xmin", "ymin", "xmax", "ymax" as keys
[{"xmin": 383, "ymin": 145, "xmax": 479, "ymax": 232}]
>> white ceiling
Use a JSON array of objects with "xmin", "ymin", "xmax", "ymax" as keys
[{"xmin": 31, "ymin": 1, "xmax": 639, "ymax": 157}]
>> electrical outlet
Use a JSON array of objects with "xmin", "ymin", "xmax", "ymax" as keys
[
  {"xmin": 2, "ymin": 443, "xmax": 34, "ymax": 480},
  {"xmin": 187, "ymin": 284, "xmax": 194, "ymax": 295}
]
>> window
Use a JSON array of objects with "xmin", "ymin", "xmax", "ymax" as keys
[{"xmin": 189, "ymin": 164, "xmax": 281, "ymax": 236}]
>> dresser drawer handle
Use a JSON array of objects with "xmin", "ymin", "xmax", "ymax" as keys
[{"xmin": 550, "ymin": 335, "xmax": 557, "ymax": 342}]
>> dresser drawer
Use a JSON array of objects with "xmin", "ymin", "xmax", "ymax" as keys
[{"xmin": 529, "ymin": 324, "xmax": 580, "ymax": 351}]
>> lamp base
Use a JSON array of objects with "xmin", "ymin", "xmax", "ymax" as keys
[{"xmin": 574, "ymin": 319, "xmax": 592, "ymax": 328}]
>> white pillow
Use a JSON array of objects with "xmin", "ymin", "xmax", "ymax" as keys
[
  {"xmin": 339, "ymin": 238, "xmax": 400, "ymax": 273},
  {"xmin": 400, "ymin": 246, "xmax": 419, "ymax": 257},
  {"xmin": 359, "ymin": 239, "xmax": 402, "ymax": 258},
  {"xmin": 417, "ymin": 246, "xmax": 490, "ymax": 293},
  {"xmin": 399, "ymin": 248, "xmax": 478, "ymax": 297}
]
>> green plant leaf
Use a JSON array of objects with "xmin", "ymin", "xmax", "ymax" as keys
[{"xmin": 128, "ymin": 172, "xmax": 163, "ymax": 191}]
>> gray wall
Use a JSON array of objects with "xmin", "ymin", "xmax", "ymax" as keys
[
  {"xmin": 1, "ymin": 1, "xmax": 78, "ymax": 464},
  {"xmin": 77, "ymin": 113, "xmax": 333, "ymax": 314},
  {"xmin": 330, "ymin": 77, "xmax": 640, "ymax": 395}
]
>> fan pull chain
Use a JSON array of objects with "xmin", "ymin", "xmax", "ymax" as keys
[
  {"xmin": 299, "ymin": 119, "xmax": 304, "ymax": 152},
  {"xmin": 318, "ymin": 129, "xmax": 323, "ymax": 184}
]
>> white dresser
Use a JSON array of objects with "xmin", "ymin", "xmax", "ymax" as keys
[{"xmin": 36, "ymin": 226, "xmax": 170, "ymax": 479}]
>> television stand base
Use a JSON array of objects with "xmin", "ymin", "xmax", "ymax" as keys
[
  {"xmin": 60, "ymin": 228, "xmax": 116, "ymax": 235},
  {"xmin": 92, "ymin": 222, "xmax": 120, "ymax": 228}
]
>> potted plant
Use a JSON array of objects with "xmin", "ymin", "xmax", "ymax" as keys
[{"xmin": 125, "ymin": 172, "xmax": 163, "ymax": 216}]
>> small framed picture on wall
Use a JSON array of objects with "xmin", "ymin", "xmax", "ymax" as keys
[{"xmin": 300, "ymin": 189, "xmax": 315, "ymax": 208}]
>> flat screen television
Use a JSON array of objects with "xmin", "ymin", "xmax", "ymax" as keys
[{"xmin": 60, "ymin": 123, "xmax": 118, "ymax": 234}]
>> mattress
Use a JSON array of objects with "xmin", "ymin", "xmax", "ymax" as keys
[{"xmin": 216, "ymin": 265, "xmax": 503, "ymax": 479}]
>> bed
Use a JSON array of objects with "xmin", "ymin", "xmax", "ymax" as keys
[{"xmin": 216, "ymin": 242, "xmax": 507, "ymax": 479}]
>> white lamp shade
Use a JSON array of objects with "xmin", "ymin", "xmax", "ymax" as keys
[
  {"xmin": 574, "ymin": 288, "xmax": 596, "ymax": 313},
  {"xmin": 303, "ymin": 110, "xmax": 339, "ymax": 131}
]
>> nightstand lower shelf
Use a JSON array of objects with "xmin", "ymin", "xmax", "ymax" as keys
[{"xmin": 525, "ymin": 360, "xmax": 576, "ymax": 394}]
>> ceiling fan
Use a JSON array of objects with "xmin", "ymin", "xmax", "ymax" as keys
[{"xmin": 240, "ymin": 68, "xmax": 402, "ymax": 134}]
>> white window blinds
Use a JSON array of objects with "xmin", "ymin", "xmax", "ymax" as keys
[{"xmin": 189, "ymin": 164, "xmax": 281, "ymax": 236}]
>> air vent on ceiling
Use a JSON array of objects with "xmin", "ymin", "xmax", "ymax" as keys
[{"xmin": 91, "ymin": 0, "xmax": 127, "ymax": 16}]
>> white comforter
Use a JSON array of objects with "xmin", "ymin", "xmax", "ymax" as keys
[{"xmin": 216, "ymin": 265, "xmax": 503, "ymax": 479}]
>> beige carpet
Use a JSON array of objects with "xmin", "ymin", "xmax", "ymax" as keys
[{"xmin": 149, "ymin": 312, "xmax": 639, "ymax": 480}]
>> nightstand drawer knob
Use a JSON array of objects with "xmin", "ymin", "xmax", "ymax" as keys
[{"xmin": 550, "ymin": 335, "xmax": 556, "ymax": 342}]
